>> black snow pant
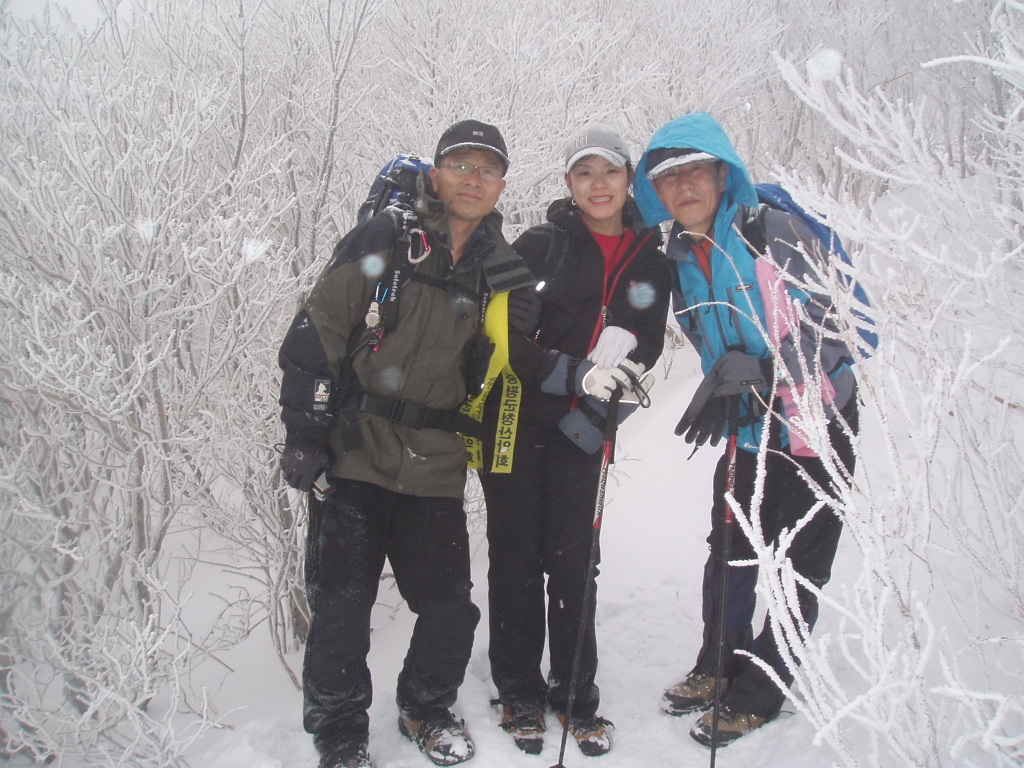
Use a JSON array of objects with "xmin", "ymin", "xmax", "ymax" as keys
[
  {"xmin": 302, "ymin": 478, "xmax": 480, "ymax": 757},
  {"xmin": 480, "ymin": 419, "xmax": 604, "ymax": 719},
  {"xmin": 692, "ymin": 395, "xmax": 859, "ymax": 720}
]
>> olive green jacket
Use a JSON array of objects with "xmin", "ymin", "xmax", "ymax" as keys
[{"xmin": 279, "ymin": 187, "xmax": 533, "ymax": 498}]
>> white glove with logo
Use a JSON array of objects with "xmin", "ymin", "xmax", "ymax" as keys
[{"xmin": 577, "ymin": 359, "xmax": 648, "ymax": 402}]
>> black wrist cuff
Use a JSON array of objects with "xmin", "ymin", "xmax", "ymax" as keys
[
  {"xmin": 285, "ymin": 428, "xmax": 330, "ymax": 452},
  {"xmin": 566, "ymin": 356, "xmax": 582, "ymax": 393}
]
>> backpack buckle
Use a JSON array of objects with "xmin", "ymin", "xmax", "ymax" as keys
[{"xmin": 388, "ymin": 398, "xmax": 427, "ymax": 429}]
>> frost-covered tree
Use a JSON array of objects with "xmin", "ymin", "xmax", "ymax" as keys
[
  {"xmin": 752, "ymin": 0, "xmax": 1002, "ymax": 193},
  {"xmin": 0, "ymin": 0, "xmax": 1016, "ymax": 763},
  {"xmin": 0, "ymin": 0, "xmax": 378, "ymax": 762},
  {"xmin": 734, "ymin": 2, "xmax": 1024, "ymax": 765},
  {"xmin": 349, "ymin": 0, "xmax": 784, "ymax": 232}
]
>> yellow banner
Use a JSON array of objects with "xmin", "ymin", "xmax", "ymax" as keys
[{"xmin": 462, "ymin": 292, "xmax": 521, "ymax": 473}]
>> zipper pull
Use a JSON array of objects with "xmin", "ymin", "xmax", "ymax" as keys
[{"xmin": 601, "ymin": 305, "xmax": 608, "ymax": 330}]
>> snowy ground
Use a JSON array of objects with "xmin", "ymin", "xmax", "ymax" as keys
[{"xmin": 186, "ymin": 355, "xmax": 866, "ymax": 768}]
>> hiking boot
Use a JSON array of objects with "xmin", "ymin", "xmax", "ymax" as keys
[
  {"xmin": 662, "ymin": 673, "xmax": 729, "ymax": 716},
  {"xmin": 497, "ymin": 700, "xmax": 545, "ymax": 755},
  {"xmin": 689, "ymin": 704, "xmax": 767, "ymax": 748},
  {"xmin": 556, "ymin": 714, "xmax": 613, "ymax": 756},
  {"xmin": 398, "ymin": 708, "xmax": 475, "ymax": 766},
  {"xmin": 318, "ymin": 744, "xmax": 372, "ymax": 768}
]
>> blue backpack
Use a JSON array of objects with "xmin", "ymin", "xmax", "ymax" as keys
[
  {"xmin": 742, "ymin": 183, "xmax": 878, "ymax": 362},
  {"xmin": 356, "ymin": 154, "xmax": 433, "ymax": 223}
]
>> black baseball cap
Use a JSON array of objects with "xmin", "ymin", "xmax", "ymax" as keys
[{"xmin": 434, "ymin": 119, "xmax": 510, "ymax": 174}]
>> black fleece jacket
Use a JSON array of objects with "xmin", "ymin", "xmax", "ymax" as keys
[{"xmin": 503, "ymin": 196, "xmax": 671, "ymax": 428}]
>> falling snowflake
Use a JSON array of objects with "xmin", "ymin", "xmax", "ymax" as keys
[
  {"xmin": 362, "ymin": 253, "xmax": 387, "ymax": 279},
  {"xmin": 808, "ymin": 48, "xmax": 843, "ymax": 80},
  {"xmin": 135, "ymin": 218, "xmax": 155, "ymax": 242},
  {"xmin": 243, "ymin": 238, "xmax": 271, "ymax": 260},
  {"xmin": 627, "ymin": 281, "xmax": 656, "ymax": 311}
]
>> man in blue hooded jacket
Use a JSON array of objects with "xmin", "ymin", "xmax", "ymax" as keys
[{"xmin": 634, "ymin": 112, "xmax": 860, "ymax": 747}]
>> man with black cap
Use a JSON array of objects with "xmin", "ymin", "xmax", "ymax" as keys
[{"xmin": 277, "ymin": 120, "xmax": 534, "ymax": 768}]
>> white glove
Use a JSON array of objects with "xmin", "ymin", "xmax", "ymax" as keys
[
  {"xmin": 578, "ymin": 363, "xmax": 630, "ymax": 401},
  {"xmin": 578, "ymin": 359, "xmax": 647, "ymax": 402},
  {"xmin": 616, "ymin": 361, "xmax": 655, "ymax": 406},
  {"xmin": 587, "ymin": 326, "xmax": 637, "ymax": 368}
]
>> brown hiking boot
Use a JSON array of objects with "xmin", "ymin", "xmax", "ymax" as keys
[
  {"xmin": 398, "ymin": 709, "xmax": 475, "ymax": 766},
  {"xmin": 689, "ymin": 704, "xmax": 767, "ymax": 747},
  {"xmin": 498, "ymin": 700, "xmax": 545, "ymax": 755},
  {"xmin": 556, "ymin": 714, "xmax": 613, "ymax": 756},
  {"xmin": 318, "ymin": 744, "xmax": 372, "ymax": 767},
  {"xmin": 662, "ymin": 672, "xmax": 729, "ymax": 716}
]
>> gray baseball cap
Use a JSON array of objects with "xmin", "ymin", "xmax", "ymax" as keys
[{"xmin": 564, "ymin": 123, "xmax": 631, "ymax": 172}]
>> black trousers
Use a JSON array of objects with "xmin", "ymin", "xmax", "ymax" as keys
[
  {"xmin": 693, "ymin": 396, "xmax": 859, "ymax": 719},
  {"xmin": 480, "ymin": 419, "xmax": 604, "ymax": 718},
  {"xmin": 302, "ymin": 478, "xmax": 480, "ymax": 756}
]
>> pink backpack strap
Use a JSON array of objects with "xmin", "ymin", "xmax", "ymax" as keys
[{"xmin": 754, "ymin": 254, "xmax": 835, "ymax": 457}]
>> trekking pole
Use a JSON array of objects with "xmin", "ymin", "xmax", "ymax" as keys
[
  {"xmin": 709, "ymin": 395, "xmax": 740, "ymax": 768},
  {"xmin": 549, "ymin": 390, "xmax": 622, "ymax": 768}
]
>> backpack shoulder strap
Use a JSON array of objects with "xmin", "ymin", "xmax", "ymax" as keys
[
  {"xmin": 377, "ymin": 208, "xmax": 415, "ymax": 331},
  {"xmin": 537, "ymin": 222, "xmax": 570, "ymax": 287},
  {"xmin": 739, "ymin": 203, "xmax": 768, "ymax": 258}
]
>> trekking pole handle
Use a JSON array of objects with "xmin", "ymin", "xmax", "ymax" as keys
[
  {"xmin": 726, "ymin": 394, "xmax": 741, "ymax": 438},
  {"xmin": 605, "ymin": 389, "xmax": 622, "ymax": 441}
]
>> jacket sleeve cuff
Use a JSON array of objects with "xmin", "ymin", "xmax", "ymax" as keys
[
  {"xmin": 284, "ymin": 427, "xmax": 331, "ymax": 452},
  {"xmin": 540, "ymin": 353, "xmax": 580, "ymax": 396}
]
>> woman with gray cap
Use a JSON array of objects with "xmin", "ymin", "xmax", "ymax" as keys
[{"xmin": 478, "ymin": 123, "xmax": 670, "ymax": 757}]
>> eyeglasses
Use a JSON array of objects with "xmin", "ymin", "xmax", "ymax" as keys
[{"xmin": 439, "ymin": 162, "xmax": 504, "ymax": 182}]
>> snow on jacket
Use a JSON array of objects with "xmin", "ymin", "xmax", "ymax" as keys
[
  {"xmin": 278, "ymin": 180, "xmax": 534, "ymax": 499},
  {"xmin": 635, "ymin": 112, "xmax": 855, "ymax": 452},
  {"xmin": 504, "ymin": 196, "xmax": 671, "ymax": 428}
]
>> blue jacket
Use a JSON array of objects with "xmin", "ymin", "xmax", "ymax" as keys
[{"xmin": 637, "ymin": 113, "xmax": 855, "ymax": 452}]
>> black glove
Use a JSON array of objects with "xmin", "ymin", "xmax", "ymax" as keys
[
  {"xmin": 280, "ymin": 445, "xmax": 330, "ymax": 492},
  {"xmin": 674, "ymin": 361, "xmax": 731, "ymax": 448},
  {"xmin": 507, "ymin": 287, "xmax": 541, "ymax": 336},
  {"xmin": 676, "ymin": 396, "xmax": 726, "ymax": 447},
  {"xmin": 674, "ymin": 351, "xmax": 771, "ymax": 447}
]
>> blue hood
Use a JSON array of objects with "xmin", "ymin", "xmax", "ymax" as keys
[{"xmin": 635, "ymin": 112, "xmax": 758, "ymax": 229}]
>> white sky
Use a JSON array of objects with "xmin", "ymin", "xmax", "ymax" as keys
[{"xmin": 6, "ymin": 0, "xmax": 101, "ymax": 27}]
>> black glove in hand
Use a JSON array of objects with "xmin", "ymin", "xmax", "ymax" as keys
[
  {"xmin": 281, "ymin": 445, "xmax": 329, "ymax": 492},
  {"xmin": 675, "ymin": 351, "xmax": 771, "ymax": 448},
  {"xmin": 674, "ymin": 358, "xmax": 733, "ymax": 449},
  {"xmin": 507, "ymin": 287, "xmax": 542, "ymax": 337},
  {"xmin": 675, "ymin": 395, "xmax": 728, "ymax": 447}
]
